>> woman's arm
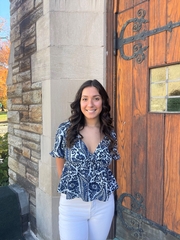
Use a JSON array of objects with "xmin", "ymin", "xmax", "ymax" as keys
[{"xmin": 56, "ymin": 157, "xmax": 65, "ymax": 178}]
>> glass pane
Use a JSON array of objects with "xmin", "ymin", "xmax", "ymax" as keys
[
  {"xmin": 168, "ymin": 64, "xmax": 180, "ymax": 80},
  {"xmin": 168, "ymin": 82, "xmax": 180, "ymax": 96},
  {"xmin": 150, "ymin": 64, "xmax": 180, "ymax": 113},
  {"xmin": 167, "ymin": 98, "xmax": 180, "ymax": 111},
  {"xmin": 151, "ymin": 67, "xmax": 166, "ymax": 83},
  {"xmin": 151, "ymin": 83, "xmax": 166, "ymax": 97},
  {"xmin": 150, "ymin": 98, "xmax": 166, "ymax": 112}
]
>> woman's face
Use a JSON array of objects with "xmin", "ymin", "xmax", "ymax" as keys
[{"xmin": 80, "ymin": 86, "xmax": 102, "ymax": 121}]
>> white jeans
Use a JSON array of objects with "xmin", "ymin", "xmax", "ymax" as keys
[{"xmin": 59, "ymin": 193, "xmax": 115, "ymax": 240}]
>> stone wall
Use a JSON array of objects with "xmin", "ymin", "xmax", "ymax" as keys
[
  {"xmin": 7, "ymin": 0, "xmax": 43, "ymax": 234},
  {"xmin": 7, "ymin": 0, "xmax": 107, "ymax": 239}
]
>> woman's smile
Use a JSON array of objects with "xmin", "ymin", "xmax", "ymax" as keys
[{"xmin": 80, "ymin": 86, "xmax": 102, "ymax": 121}]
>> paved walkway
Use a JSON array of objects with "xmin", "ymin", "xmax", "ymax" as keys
[{"xmin": 0, "ymin": 122, "xmax": 7, "ymax": 135}]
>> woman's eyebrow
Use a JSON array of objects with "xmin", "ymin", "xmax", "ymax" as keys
[{"xmin": 81, "ymin": 94, "xmax": 101, "ymax": 97}]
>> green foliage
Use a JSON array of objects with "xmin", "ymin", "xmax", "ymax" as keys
[{"xmin": 0, "ymin": 133, "xmax": 8, "ymax": 186}]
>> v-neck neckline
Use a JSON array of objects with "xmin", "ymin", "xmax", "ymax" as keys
[{"xmin": 80, "ymin": 136, "xmax": 105, "ymax": 155}]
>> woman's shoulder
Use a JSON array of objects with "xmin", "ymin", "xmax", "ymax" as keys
[{"xmin": 56, "ymin": 120, "xmax": 70, "ymax": 135}]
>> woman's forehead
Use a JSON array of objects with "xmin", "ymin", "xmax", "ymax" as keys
[{"xmin": 81, "ymin": 86, "xmax": 100, "ymax": 96}]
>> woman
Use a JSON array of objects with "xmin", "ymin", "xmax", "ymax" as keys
[{"xmin": 50, "ymin": 79, "xmax": 120, "ymax": 240}]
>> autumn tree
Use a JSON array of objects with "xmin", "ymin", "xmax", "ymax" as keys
[{"xmin": 0, "ymin": 17, "xmax": 10, "ymax": 109}]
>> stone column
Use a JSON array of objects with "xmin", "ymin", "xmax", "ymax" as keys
[{"xmin": 33, "ymin": 0, "xmax": 106, "ymax": 239}]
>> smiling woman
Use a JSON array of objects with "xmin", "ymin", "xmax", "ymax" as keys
[{"xmin": 50, "ymin": 79, "xmax": 120, "ymax": 240}]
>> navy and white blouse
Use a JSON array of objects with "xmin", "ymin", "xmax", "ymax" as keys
[{"xmin": 50, "ymin": 121, "xmax": 120, "ymax": 202}]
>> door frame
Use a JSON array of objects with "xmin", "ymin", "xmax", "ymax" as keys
[{"xmin": 106, "ymin": 0, "xmax": 118, "ymax": 238}]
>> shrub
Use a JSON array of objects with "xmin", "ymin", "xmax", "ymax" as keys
[{"xmin": 0, "ymin": 133, "xmax": 8, "ymax": 186}]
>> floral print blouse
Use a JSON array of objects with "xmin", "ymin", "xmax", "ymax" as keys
[{"xmin": 50, "ymin": 121, "xmax": 120, "ymax": 202}]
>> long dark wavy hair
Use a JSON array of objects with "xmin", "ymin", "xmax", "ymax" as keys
[{"xmin": 66, "ymin": 79, "xmax": 116, "ymax": 152}]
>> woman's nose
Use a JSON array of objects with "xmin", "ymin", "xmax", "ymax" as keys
[{"xmin": 87, "ymin": 99, "xmax": 93, "ymax": 106}]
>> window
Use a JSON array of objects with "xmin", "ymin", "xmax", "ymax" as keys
[{"xmin": 150, "ymin": 64, "xmax": 180, "ymax": 112}]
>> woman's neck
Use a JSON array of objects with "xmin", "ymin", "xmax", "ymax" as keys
[{"xmin": 84, "ymin": 119, "xmax": 100, "ymax": 128}]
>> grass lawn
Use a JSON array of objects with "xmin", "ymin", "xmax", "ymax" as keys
[{"xmin": 0, "ymin": 112, "xmax": 7, "ymax": 122}]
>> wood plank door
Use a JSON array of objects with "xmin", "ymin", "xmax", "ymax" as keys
[{"xmin": 114, "ymin": 0, "xmax": 180, "ymax": 239}]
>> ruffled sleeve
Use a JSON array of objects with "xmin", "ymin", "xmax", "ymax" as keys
[{"xmin": 49, "ymin": 121, "xmax": 69, "ymax": 158}]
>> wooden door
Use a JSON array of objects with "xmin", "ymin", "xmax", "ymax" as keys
[{"xmin": 113, "ymin": 0, "xmax": 180, "ymax": 239}]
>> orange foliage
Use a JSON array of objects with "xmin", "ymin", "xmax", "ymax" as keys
[{"xmin": 0, "ymin": 18, "xmax": 10, "ymax": 109}]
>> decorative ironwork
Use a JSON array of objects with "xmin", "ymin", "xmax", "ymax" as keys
[
  {"xmin": 115, "ymin": 9, "xmax": 180, "ymax": 63},
  {"xmin": 117, "ymin": 192, "xmax": 180, "ymax": 239}
]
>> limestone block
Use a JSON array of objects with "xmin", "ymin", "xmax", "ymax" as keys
[
  {"xmin": 8, "ymin": 157, "xmax": 26, "ymax": 178},
  {"xmin": 36, "ymin": 188, "xmax": 59, "ymax": 240},
  {"xmin": 12, "ymin": 74, "xmax": 17, "ymax": 84},
  {"xmin": 14, "ymin": 129, "xmax": 40, "ymax": 143},
  {"xmin": 44, "ymin": 0, "xmax": 105, "ymax": 14},
  {"xmin": 22, "ymin": 146, "xmax": 31, "ymax": 159},
  {"xmin": 35, "ymin": 0, "xmax": 43, "ymax": 8},
  {"xmin": 19, "ymin": 111, "xmax": 29, "ymax": 122},
  {"xmin": 19, "ymin": 57, "xmax": 31, "ymax": 72},
  {"xmin": 11, "ymin": 105, "xmax": 29, "ymax": 111},
  {"xmin": 26, "ymin": 172, "xmax": 38, "ymax": 186},
  {"xmin": 8, "ymin": 168, "xmax": 17, "ymax": 182},
  {"xmin": 21, "ymin": 24, "xmax": 36, "ymax": 42},
  {"xmin": 31, "ymin": 48, "xmax": 51, "ymax": 82},
  {"xmin": 7, "ymin": 99, "xmax": 12, "ymax": 110},
  {"xmin": 39, "ymin": 161, "xmax": 52, "ymax": 194},
  {"xmin": 14, "ymin": 45, "xmax": 24, "ymax": 60},
  {"xmin": 23, "ymin": 139, "xmax": 41, "ymax": 152},
  {"xmin": 26, "ymin": 167, "xmax": 39, "ymax": 178},
  {"xmin": 29, "ymin": 105, "xmax": 42, "ymax": 123},
  {"xmin": 11, "ymin": 11, "xmax": 18, "ymax": 29},
  {"xmin": 22, "ymin": 81, "xmax": 31, "ymax": 91},
  {"xmin": 50, "ymin": 45, "xmax": 104, "ymax": 80},
  {"xmin": 8, "ymin": 123, "xmax": 20, "ymax": 135},
  {"xmin": 52, "ymin": 166, "xmax": 60, "ymax": 196},
  {"xmin": 20, "ymin": 122, "xmax": 42, "ymax": 134},
  {"xmin": 51, "ymin": 12, "xmax": 105, "ymax": 47},
  {"xmin": 12, "ymin": 66, "xmax": 20, "ymax": 75},
  {"xmin": 36, "ymin": 13, "xmax": 50, "ymax": 51},
  {"xmin": 39, "ymin": 162, "xmax": 59, "ymax": 196},
  {"xmin": 13, "ymin": 146, "xmax": 23, "ymax": 156},
  {"xmin": 17, "ymin": 70, "xmax": 31, "ymax": 83},
  {"xmin": 41, "ymin": 135, "xmax": 54, "ymax": 165},
  {"xmin": 27, "ymin": 160, "xmax": 38, "ymax": 172},
  {"xmin": 11, "ymin": 97, "xmax": 23, "ymax": 104},
  {"xmin": 23, "ymin": 90, "xmax": 42, "ymax": 105},
  {"xmin": 8, "ymin": 133, "xmax": 22, "ymax": 149},
  {"xmin": 11, "ymin": 0, "xmax": 24, "ymax": 16},
  {"xmin": 20, "ymin": 5, "xmax": 43, "ymax": 32},
  {"xmin": 10, "ymin": 24, "xmax": 20, "ymax": 42},
  {"xmin": 14, "ymin": 39, "xmax": 21, "ymax": 48},
  {"xmin": 42, "ymin": 79, "xmax": 70, "ymax": 137},
  {"xmin": 51, "ymin": 196, "xmax": 60, "ymax": 240},
  {"xmin": 8, "ymin": 111, "xmax": 20, "ymax": 124},
  {"xmin": 31, "ymin": 82, "xmax": 42, "ymax": 90},
  {"xmin": 9, "ymin": 178, "xmax": 15, "ymax": 185},
  {"xmin": 31, "ymin": 150, "xmax": 41, "ymax": 160},
  {"xmin": 31, "ymin": 156, "xmax": 39, "ymax": 164},
  {"xmin": 24, "ymin": 42, "xmax": 36, "ymax": 56},
  {"xmin": 7, "ymin": 83, "xmax": 22, "ymax": 98},
  {"xmin": 17, "ymin": 0, "xmax": 34, "ymax": 23},
  {"xmin": 24, "ymin": 37, "xmax": 36, "ymax": 47}
]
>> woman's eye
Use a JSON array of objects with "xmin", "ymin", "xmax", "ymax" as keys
[
  {"xmin": 95, "ymin": 97, "xmax": 100, "ymax": 101},
  {"xmin": 82, "ymin": 98, "xmax": 87, "ymax": 101}
]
